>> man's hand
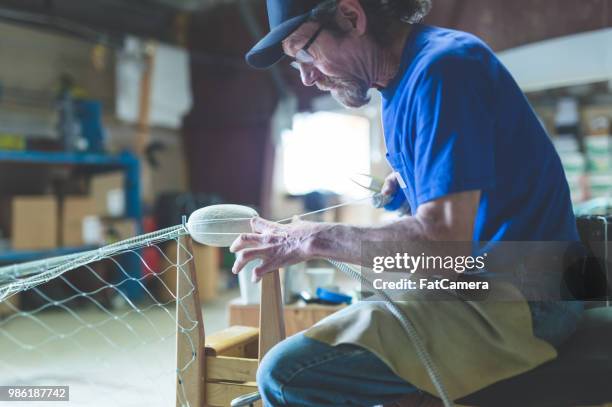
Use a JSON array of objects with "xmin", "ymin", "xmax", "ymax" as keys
[
  {"xmin": 230, "ymin": 217, "xmax": 322, "ymax": 281},
  {"xmin": 381, "ymin": 172, "xmax": 400, "ymax": 197},
  {"xmin": 378, "ymin": 172, "xmax": 409, "ymax": 213}
]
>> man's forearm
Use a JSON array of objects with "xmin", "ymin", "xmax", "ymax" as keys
[
  {"xmin": 309, "ymin": 217, "xmax": 429, "ymax": 266},
  {"xmin": 230, "ymin": 191, "xmax": 478, "ymax": 277}
]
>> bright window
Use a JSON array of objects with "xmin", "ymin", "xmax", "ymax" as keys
[{"xmin": 281, "ymin": 111, "xmax": 371, "ymax": 197}]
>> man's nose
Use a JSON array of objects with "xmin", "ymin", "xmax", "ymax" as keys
[{"xmin": 299, "ymin": 65, "xmax": 321, "ymax": 87}]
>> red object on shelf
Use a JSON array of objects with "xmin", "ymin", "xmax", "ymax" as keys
[{"xmin": 142, "ymin": 216, "xmax": 161, "ymax": 277}]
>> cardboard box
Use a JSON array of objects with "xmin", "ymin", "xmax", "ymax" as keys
[
  {"xmin": 582, "ymin": 106, "xmax": 612, "ymax": 136},
  {"xmin": 11, "ymin": 196, "xmax": 58, "ymax": 250},
  {"xmin": 586, "ymin": 135, "xmax": 611, "ymax": 155},
  {"xmin": 90, "ymin": 173, "xmax": 125, "ymax": 216},
  {"xmin": 62, "ymin": 197, "xmax": 100, "ymax": 247},
  {"xmin": 104, "ymin": 218, "xmax": 138, "ymax": 243},
  {"xmin": 228, "ymin": 299, "xmax": 345, "ymax": 336},
  {"xmin": 0, "ymin": 293, "xmax": 20, "ymax": 318}
]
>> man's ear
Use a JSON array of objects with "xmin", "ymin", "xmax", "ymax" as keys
[{"xmin": 336, "ymin": 0, "xmax": 367, "ymax": 37}]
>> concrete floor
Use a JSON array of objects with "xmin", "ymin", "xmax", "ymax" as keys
[
  {"xmin": 0, "ymin": 262, "xmax": 356, "ymax": 407},
  {"xmin": 0, "ymin": 289, "xmax": 237, "ymax": 407}
]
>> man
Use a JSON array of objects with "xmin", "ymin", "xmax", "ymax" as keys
[{"xmin": 232, "ymin": 1, "xmax": 584, "ymax": 405}]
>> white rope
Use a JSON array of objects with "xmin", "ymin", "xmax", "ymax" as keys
[{"xmin": 186, "ymin": 194, "xmax": 375, "ymax": 227}]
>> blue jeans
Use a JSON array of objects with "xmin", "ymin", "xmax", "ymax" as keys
[{"xmin": 257, "ymin": 301, "xmax": 584, "ymax": 406}]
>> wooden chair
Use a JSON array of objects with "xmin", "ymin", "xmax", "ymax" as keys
[{"xmin": 175, "ymin": 237, "xmax": 285, "ymax": 407}]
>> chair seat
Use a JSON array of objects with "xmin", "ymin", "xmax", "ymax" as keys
[{"xmin": 458, "ymin": 307, "xmax": 612, "ymax": 407}]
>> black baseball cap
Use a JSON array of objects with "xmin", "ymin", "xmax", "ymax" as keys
[{"xmin": 245, "ymin": 0, "xmax": 327, "ymax": 69}]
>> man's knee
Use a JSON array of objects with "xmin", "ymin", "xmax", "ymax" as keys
[
  {"xmin": 257, "ymin": 333, "xmax": 331, "ymax": 405},
  {"xmin": 256, "ymin": 339, "xmax": 291, "ymax": 405}
]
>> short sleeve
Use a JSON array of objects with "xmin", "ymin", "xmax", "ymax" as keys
[{"xmin": 412, "ymin": 55, "xmax": 496, "ymax": 206}]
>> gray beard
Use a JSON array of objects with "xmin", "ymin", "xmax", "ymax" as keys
[{"xmin": 317, "ymin": 76, "xmax": 371, "ymax": 108}]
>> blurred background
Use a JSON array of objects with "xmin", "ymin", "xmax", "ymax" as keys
[
  {"xmin": 0, "ymin": 0, "xmax": 609, "ymax": 313},
  {"xmin": 0, "ymin": 1, "xmax": 610, "ymax": 405}
]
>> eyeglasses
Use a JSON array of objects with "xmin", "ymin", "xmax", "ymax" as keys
[{"xmin": 289, "ymin": 24, "xmax": 325, "ymax": 71}]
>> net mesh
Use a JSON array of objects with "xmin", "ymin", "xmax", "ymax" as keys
[{"xmin": 0, "ymin": 232, "xmax": 200, "ymax": 407}]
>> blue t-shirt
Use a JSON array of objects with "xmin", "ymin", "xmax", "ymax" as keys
[{"xmin": 381, "ymin": 25, "xmax": 578, "ymax": 242}]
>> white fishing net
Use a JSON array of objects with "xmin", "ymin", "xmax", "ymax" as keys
[{"xmin": 0, "ymin": 225, "xmax": 200, "ymax": 407}]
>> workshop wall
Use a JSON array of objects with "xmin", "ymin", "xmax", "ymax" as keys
[
  {"xmin": 0, "ymin": 21, "xmax": 114, "ymax": 138},
  {"xmin": 0, "ymin": 22, "xmax": 115, "ymax": 107},
  {"xmin": 0, "ymin": 21, "xmax": 188, "ymax": 202},
  {"xmin": 426, "ymin": 0, "xmax": 612, "ymax": 51}
]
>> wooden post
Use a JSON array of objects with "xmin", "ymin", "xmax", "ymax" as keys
[
  {"xmin": 175, "ymin": 236, "xmax": 206, "ymax": 406},
  {"xmin": 135, "ymin": 41, "xmax": 156, "ymax": 205},
  {"xmin": 258, "ymin": 270, "xmax": 286, "ymax": 361},
  {"xmin": 136, "ymin": 41, "xmax": 156, "ymax": 156}
]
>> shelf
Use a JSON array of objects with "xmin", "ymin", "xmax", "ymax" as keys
[
  {"xmin": 0, "ymin": 149, "xmax": 142, "ymax": 221},
  {"xmin": 0, "ymin": 245, "xmax": 98, "ymax": 264},
  {"xmin": 0, "ymin": 150, "xmax": 137, "ymax": 167},
  {"xmin": 0, "ymin": 149, "xmax": 143, "ymax": 300}
]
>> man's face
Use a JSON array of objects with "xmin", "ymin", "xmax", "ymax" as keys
[{"xmin": 282, "ymin": 22, "xmax": 371, "ymax": 108}]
